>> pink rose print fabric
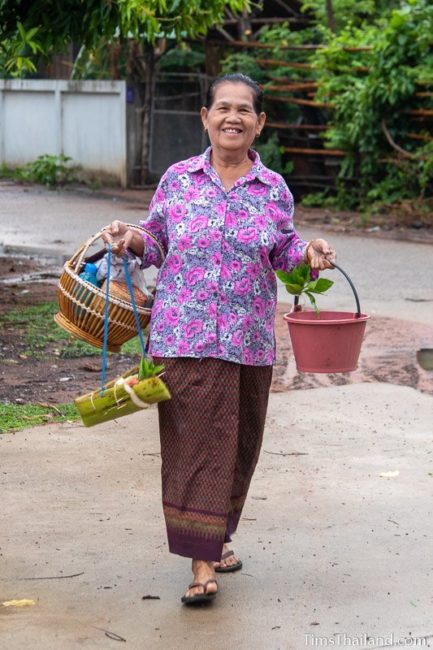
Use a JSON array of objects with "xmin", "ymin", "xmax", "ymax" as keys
[{"xmin": 139, "ymin": 147, "xmax": 307, "ymax": 366}]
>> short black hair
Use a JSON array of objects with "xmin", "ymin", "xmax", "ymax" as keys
[{"xmin": 205, "ymin": 73, "xmax": 264, "ymax": 115}]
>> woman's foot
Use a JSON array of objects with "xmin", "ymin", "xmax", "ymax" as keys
[
  {"xmin": 213, "ymin": 544, "xmax": 243, "ymax": 573},
  {"xmin": 181, "ymin": 560, "xmax": 218, "ymax": 604}
]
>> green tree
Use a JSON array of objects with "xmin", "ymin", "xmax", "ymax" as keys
[
  {"xmin": 314, "ymin": 0, "xmax": 433, "ymax": 206},
  {"xmin": 0, "ymin": 0, "xmax": 249, "ymax": 181},
  {"xmin": 0, "ymin": 0, "xmax": 249, "ymax": 71},
  {"xmin": 302, "ymin": 0, "xmax": 402, "ymax": 31},
  {"xmin": 221, "ymin": 0, "xmax": 433, "ymax": 212}
]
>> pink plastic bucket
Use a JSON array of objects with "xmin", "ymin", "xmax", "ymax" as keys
[
  {"xmin": 284, "ymin": 310, "xmax": 369, "ymax": 373},
  {"xmin": 283, "ymin": 263, "xmax": 369, "ymax": 373}
]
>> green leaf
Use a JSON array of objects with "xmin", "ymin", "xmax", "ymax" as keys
[
  {"xmin": 295, "ymin": 263, "xmax": 311, "ymax": 283},
  {"xmin": 275, "ymin": 270, "xmax": 294, "ymax": 284},
  {"xmin": 305, "ymin": 291, "xmax": 320, "ymax": 316},
  {"xmin": 283, "ymin": 283, "xmax": 304, "ymax": 296},
  {"xmin": 307, "ymin": 278, "xmax": 334, "ymax": 294},
  {"xmin": 17, "ymin": 22, "xmax": 26, "ymax": 41},
  {"xmin": 138, "ymin": 356, "xmax": 164, "ymax": 380},
  {"xmin": 275, "ymin": 262, "xmax": 310, "ymax": 288}
]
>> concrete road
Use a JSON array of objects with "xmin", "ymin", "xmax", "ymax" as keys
[
  {"xmin": 1, "ymin": 384, "xmax": 433, "ymax": 650},
  {"xmin": 300, "ymin": 227, "xmax": 433, "ymax": 326},
  {"xmin": 1, "ymin": 181, "xmax": 433, "ymax": 649}
]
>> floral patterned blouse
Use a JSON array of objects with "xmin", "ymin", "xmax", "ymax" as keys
[{"xmin": 139, "ymin": 147, "xmax": 307, "ymax": 366}]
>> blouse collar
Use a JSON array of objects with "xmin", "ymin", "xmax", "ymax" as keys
[{"xmin": 186, "ymin": 146, "xmax": 273, "ymax": 186}]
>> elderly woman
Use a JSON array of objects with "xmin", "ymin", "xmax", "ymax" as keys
[{"xmin": 104, "ymin": 73, "xmax": 335, "ymax": 605}]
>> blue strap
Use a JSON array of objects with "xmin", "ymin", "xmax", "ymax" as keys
[
  {"xmin": 99, "ymin": 248, "xmax": 147, "ymax": 397},
  {"xmin": 100, "ymin": 243, "xmax": 112, "ymax": 396},
  {"xmin": 122, "ymin": 256, "xmax": 147, "ymax": 358}
]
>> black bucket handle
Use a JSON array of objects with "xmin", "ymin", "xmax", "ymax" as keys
[{"xmin": 294, "ymin": 262, "xmax": 362, "ymax": 317}]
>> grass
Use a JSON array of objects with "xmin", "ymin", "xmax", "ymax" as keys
[
  {"xmin": 0, "ymin": 301, "xmax": 143, "ymax": 358},
  {"xmin": 0, "ymin": 402, "xmax": 80, "ymax": 433},
  {"xmin": 0, "ymin": 301, "xmax": 144, "ymax": 433}
]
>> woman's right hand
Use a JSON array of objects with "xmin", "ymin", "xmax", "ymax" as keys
[{"xmin": 102, "ymin": 220, "xmax": 144, "ymax": 257}]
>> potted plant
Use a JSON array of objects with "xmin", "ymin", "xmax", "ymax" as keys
[
  {"xmin": 276, "ymin": 263, "xmax": 334, "ymax": 315},
  {"xmin": 276, "ymin": 262, "xmax": 369, "ymax": 373}
]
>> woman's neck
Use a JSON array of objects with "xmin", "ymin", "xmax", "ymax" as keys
[
  {"xmin": 210, "ymin": 148, "xmax": 253, "ymax": 191},
  {"xmin": 210, "ymin": 147, "xmax": 252, "ymax": 171}
]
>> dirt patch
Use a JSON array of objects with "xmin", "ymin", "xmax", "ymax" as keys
[
  {"xmin": 0, "ymin": 256, "xmax": 141, "ymax": 404},
  {"xmin": 273, "ymin": 303, "xmax": 433, "ymax": 395},
  {"xmin": 1, "ymin": 255, "xmax": 432, "ymax": 405},
  {"xmin": 295, "ymin": 206, "xmax": 433, "ymax": 245}
]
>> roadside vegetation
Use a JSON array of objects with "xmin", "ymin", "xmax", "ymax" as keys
[
  {"xmin": 0, "ymin": 402, "xmax": 79, "ymax": 434},
  {"xmin": 0, "ymin": 301, "xmax": 143, "ymax": 359},
  {"xmin": 220, "ymin": 0, "xmax": 433, "ymax": 215},
  {"xmin": 65, "ymin": 0, "xmax": 433, "ymax": 218},
  {"xmin": 0, "ymin": 154, "xmax": 80, "ymax": 188},
  {"xmin": 0, "ymin": 300, "xmax": 143, "ymax": 432},
  {"xmin": 0, "ymin": 0, "xmax": 431, "ymax": 217}
]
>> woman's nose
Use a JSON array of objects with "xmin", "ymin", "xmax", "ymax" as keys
[{"xmin": 225, "ymin": 112, "xmax": 242, "ymax": 122}]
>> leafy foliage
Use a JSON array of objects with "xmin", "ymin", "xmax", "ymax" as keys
[
  {"xmin": 2, "ymin": 0, "xmax": 432, "ymax": 214},
  {"xmin": 0, "ymin": 22, "xmax": 44, "ymax": 77},
  {"xmin": 0, "ymin": 0, "xmax": 249, "ymax": 75},
  {"xmin": 138, "ymin": 357, "xmax": 165, "ymax": 380},
  {"xmin": 276, "ymin": 263, "xmax": 334, "ymax": 315},
  {"xmin": 158, "ymin": 44, "xmax": 205, "ymax": 71},
  {"xmin": 220, "ymin": 0, "xmax": 433, "ymax": 212},
  {"xmin": 313, "ymin": 0, "xmax": 433, "ymax": 207},
  {"xmin": 12, "ymin": 154, "xmax": 78, "ymax": 187},
  {"xmin": 302, "ymin": 0, "xmax": 401, "ymax": 31},
  {"xmin": 255, "ymin": 132, "xmax": 294, "ymax": 177}
]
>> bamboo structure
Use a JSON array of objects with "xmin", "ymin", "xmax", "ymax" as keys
[{"xmin": 75, "ymin": 365, "xmax": 171, "ymax": 427}]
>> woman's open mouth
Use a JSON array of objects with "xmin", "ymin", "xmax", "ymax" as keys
[{"xmin": 222, "ymin": 128, "xmax": 243, "ymax": 135}]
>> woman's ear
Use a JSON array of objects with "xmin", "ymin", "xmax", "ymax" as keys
[
  {"xmin": 256, "ymin": 111, "xmax": 266, "ymax": 137},
  {"xmin": 200, "ymin": 107, "xmax": 208, "ymax": 132}
]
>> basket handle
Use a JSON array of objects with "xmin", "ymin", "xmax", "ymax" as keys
[
  {"xmin": 70, "ymin": 224, "xmax": 165, "ymax": 272},
  {"xmin": 294, "ymin": 262, "xmax": 362, "ymax": 317}
]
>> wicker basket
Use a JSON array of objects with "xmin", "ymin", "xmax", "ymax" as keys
[
  {"xmin": 102, "ymin": 279, "xmax": 149, "ymax": 307},
  {"xmin": 54, "ymin": 224, "xmax": 164, "ymax": 353}
]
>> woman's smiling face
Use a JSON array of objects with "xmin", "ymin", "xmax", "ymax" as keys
[{"xmin": 200, "ymin": 82, "xmax": 266, "ymax": 155}]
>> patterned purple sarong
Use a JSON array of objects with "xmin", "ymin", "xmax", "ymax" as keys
[{"xmin": 154, "ymin": 357, "xmax": 272, "ymax": 561}]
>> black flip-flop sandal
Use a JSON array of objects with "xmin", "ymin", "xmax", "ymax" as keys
[
  {"xmin": 181, "ymin": 579, "xmax": 218, "ymax": 605},
  {"xmin": 214, "ymin": 549, "xmax": 243, "ymax": 573}
]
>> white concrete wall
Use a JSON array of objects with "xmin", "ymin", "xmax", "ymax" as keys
[{"xmin": 0, "ymin": 80, "xmax": 127, "ymax": 186}]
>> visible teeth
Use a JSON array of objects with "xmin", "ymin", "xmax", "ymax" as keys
[{"xmin": 223, "ymin": 128, "xmax": 241, "ymax": 133}]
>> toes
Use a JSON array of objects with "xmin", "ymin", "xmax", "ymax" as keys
[
  {"xmin": 185, "ymin": 581, "xmax": 217, "ymax": 598},
  {"xmin": 187, "ymin": 587, "xmax": 204, "ymax": 598}
]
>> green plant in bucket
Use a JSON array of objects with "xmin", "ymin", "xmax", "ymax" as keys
[{"xmin": 276, "ymin": 263, "xmax": 334, "ymax": 316}]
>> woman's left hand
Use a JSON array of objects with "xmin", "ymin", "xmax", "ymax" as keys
[{"xmin": 304, "ymin": 238, "xmax": 336, "ymax": 270}]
